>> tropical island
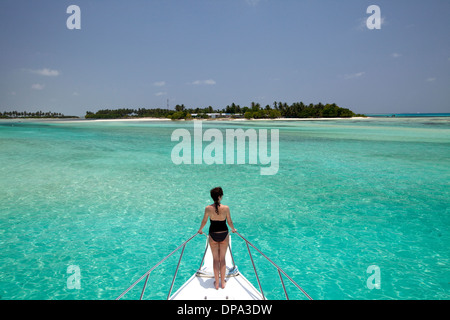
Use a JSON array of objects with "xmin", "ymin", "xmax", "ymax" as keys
[
  {"xmin": 0, "ymin": 111, "xmax": 79, "ymax": 119},
  {"xmin": 0, "ymin": 102, "xmax": 364, "ymax": 120},
  {"xmin": 85, "ymin": 101, "xmax": 365, "ymax": 120}
]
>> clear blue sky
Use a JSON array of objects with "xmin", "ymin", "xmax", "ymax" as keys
[{"xmin": 1, "ymin": 0, "xmax": 449, "ymax": 116}]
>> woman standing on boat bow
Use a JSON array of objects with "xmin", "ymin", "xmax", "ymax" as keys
[{"xmin": 198, "ymin": 187, "xmax": 236, "ymax": 290}]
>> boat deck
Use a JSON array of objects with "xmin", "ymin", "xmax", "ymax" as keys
[
  {"xmin": 169, "ymin": 273, "xmax": 263, "ymax": 300},
  {"xmin": 170, "ymin": 237, "xmax": 263, "ymax": 300}
]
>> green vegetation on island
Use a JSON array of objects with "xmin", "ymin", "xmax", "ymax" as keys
[
  {"xmin": 0, "ymin": 111, "xmax": 79, "ymax": 119},
  {"xmin": 85, "ymin": 101, "xmax": 364, "ymax": 120}
]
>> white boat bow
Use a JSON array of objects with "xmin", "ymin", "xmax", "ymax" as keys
[{"xmin": 169, "ymin": 236, "xmax": 263, "ymax": 300}]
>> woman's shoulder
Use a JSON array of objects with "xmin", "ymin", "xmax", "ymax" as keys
[{"xmin": 205, "ymin": 204, "xmax": 229, "ymax": 213}]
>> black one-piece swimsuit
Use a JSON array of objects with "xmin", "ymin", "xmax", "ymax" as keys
[{"xmin": 209, "ymin": 219, "xmax": 229, "ymax": 242}]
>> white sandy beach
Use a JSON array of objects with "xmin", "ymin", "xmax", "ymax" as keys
[
  {"xmin": 0, "ymin": 117, "xmax": 372, "ymax": 123},
  {"xmin": 83, "ymin": 117, "xmax": 371, "ymax": 122}
]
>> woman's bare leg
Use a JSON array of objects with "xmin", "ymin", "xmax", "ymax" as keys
[
  {"xmin": 218, "ymin": 235, "xmax": 229, "ymax": 289},
  {"xmin": 209, "ymin": 237, "xmax": 220, "ymax": 289}
]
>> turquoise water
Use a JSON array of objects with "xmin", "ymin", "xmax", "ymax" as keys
[
  {"xmin": 0, "ymin": 118, "xmax": 449, "ymax": 300},
  {"xmin": 367, "ymin": 113, "xmax": 450, "ymax": 117}
]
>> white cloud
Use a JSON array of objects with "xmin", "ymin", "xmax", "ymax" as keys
[
  {"xmin": 426, "ymin": 77, "xmax": 436, "ymax": 82},
  {"xmin": 391, "ymin": 53, "xmax": 402, "ymax": 58},
  {"xmin": 356, "ymin": 16, "xmax": 387, "ymax": 31},
  {"xmin": 190, "ymin": 79, "xmax": 216, "ymax": 85},
  {"xmin": 155, "ymin": 91, "xmax": 167, "ymax": 96},
  {"xmin": 343, "ymin": 72, "xmax": 365, "ymax": 80},
  {"xmin": 31, "ymin": 83, "xmax": 45, "ymax": 90},
  {"xmin": 356, "ymin": 18, "xmax": 368, "ymax": 31},
  {"xmin": 153, "ymin": 81, "xmax": 166, "ymax": 87},
  {"xmin": 29, "ymin": 68, "xmax": 60, "ymax": 77}
]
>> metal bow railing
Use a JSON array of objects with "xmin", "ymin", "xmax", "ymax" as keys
[
  {"xmin": 234, "ymin": 231, "xmax": 313, "ymax": 300},
  {"xmin": 116, "ymin": 232, "xmax": 200, "ymax": 300},
  {"xmin": 116, "ymin": 230, "xmax": 313, "ymax": 300}
]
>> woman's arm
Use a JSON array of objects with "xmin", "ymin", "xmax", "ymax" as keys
[
  {"xmin": 226, "ymin": 207, "xmax": 236, "ymax": 233},
  {"xmin": 198, "ymin": 208, "xmax": 209, "ymax": 234}
]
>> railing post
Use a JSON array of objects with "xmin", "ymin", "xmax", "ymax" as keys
[
  {"xmin": 228, "ymin": 241, "xmax": 236, "ymax": 269},
  {"xmin": 167, "ymin": 244, "xmax": 187, "ymax": 300},
  {"xmin": 197, "ymin": 238, "xmax": 209, "ymax": 272},
  {"xmin": 139, "ymin": 273, "xmax": 150, "ymax": 300},
  {"xmin": 235, "ymin": 231, "xmax": 312, "ymax": 300},
  {"xmin": 116, "ymin": 232, "xmax": 198, "ymax": 300},
  {"xmin": 278, "ymin": 269, "xmax": 289, "ymax": 300},
  {"xmin": 246, "ymin": 241, "xmax": 265, "ymax": 300}
]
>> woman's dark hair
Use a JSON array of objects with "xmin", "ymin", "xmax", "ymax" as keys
[{"xmin": 210, "ymin": 187, "xmax": 223, "ymax": 214}]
